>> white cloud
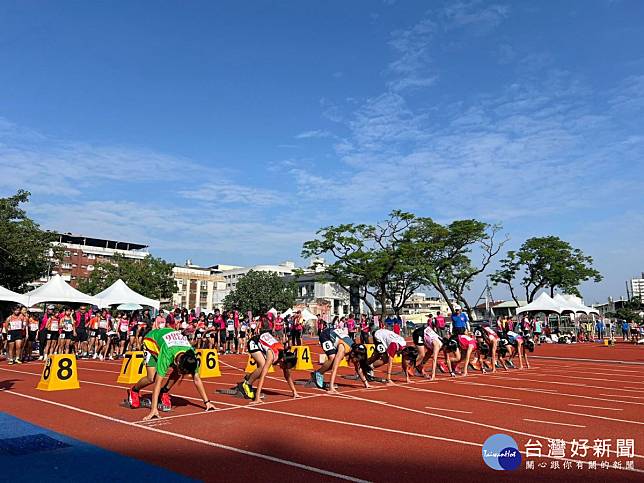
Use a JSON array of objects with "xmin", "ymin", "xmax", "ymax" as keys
[{"xmin": 294, "ymin": 130, "xmax": 332, "ymax": 140}]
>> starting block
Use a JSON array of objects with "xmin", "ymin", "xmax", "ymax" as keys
[
  {"xmin": 117, "ymin": 351, "xmax": 146, "ymax": 384},
  {"xmin": 245, "ymin": 355, "xmax": 275, "ymax": 373},
  {"xmin": 216, "ymin": 386, "xmax": 265, "ymax": 399},
  {"xmin": 37, "ymin": 354, "xmax": 80, "ymax": 391},
  {"xmin": 119, "ymin": 397, "xmax": 170, "ymax": 411},
  {"xmin": 290, "ymin": 345, "xmax": 313, "ymax": 370}
]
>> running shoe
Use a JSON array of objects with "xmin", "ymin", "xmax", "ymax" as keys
[
  {"xmin": 15, "ymin": 359, "xmax": 22, "ymax": 364},
  {"xmin": 312, "ymin": 371, "xmax": 325, "ymax": 389},
  {"xmin": 160, "ymin": 393, "xmax": 172, "ymax": 412},
  {"xmin": 238, "ymin": 381, "xmax": 255, "ymax": 400},
  {"xmin": 8, "ymin": 359, "xmax": 14, "ymax": 365},
  {"xmin": 127, "ymin": 389, "xmax": 140, "ymax": 409}
]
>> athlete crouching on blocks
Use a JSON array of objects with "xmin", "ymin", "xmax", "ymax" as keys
[
  {"xmin": 127, "ymin": 328, "xmax": 216, "ymax": 421},
  {"xmin": 506, "ymin": 330, "xmax": 532, "ymax": 370},
  {"xmin": 411, "ymin": 325, "xmax": 443, "ymax": 380},
  {"xmin": 313, "ymin": 327, "xmax": 372, "ymax": 393},
  {"xmin": 241, "ymin": 332, "xmax": 299, "ymax": 404},
  {"xmin": 368, "ymin": 328, "xmax": 407, "ymax": 385},
  {"xmin": 473, "ymin": 325, "xmax": 506, "ymax": 372}
]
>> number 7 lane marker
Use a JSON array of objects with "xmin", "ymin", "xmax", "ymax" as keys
[{"xmin": 0, "ymin": 390, "xmax": 369, "ymax": 483}]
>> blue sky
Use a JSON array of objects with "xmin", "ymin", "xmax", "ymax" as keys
[{"xmin": 1, "ymin": 1, "xmax": 643, "ymax": 304}]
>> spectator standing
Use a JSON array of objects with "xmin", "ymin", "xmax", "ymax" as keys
[
  {"xmin": 595, "ymin": 318, "xmax": 605, "ymax": 340},
  {"xmin": 450, "ymin": 309, "xmax": 468, "ymax": 335},
  {"xmin": 622, "ymin": 319, "xmax": 630, "ymax": 341},
  {"xmin": 359, "ymin": 314, "xmax": 370, "ymax": 344},
  {"xmin": 433, "ymin": 311, "xmax": 447, "ymax": 339},
  {"xmin": 346, "ymin": 314, "xmax": 357, "ymax": 341}
]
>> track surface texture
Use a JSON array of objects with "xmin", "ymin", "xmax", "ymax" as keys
[{"xmin": 1, "ymin": 340, "xmax": 643, "ymax": 482}]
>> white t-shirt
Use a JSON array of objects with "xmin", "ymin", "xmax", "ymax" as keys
[{"xmin": 374, "ymin": 329, "xmax": 406, "ymax": 349}]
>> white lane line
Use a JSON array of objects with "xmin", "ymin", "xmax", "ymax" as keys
[
  {"xmin": 336, "ymin": 392, "xmax": 643, "ymax": 472},
  {"xmin": 424, "ymin": 406, "xmax": 472, "ymax": 414},
  {"xmin": 409, "ymin": 385, "xmax": 644, "ymax": 428},
  {"xmin": 568, "ymin": 404, "xmax": 623, "ymax": 411},
  {"xmin": 481, "ymin": 395, "xmax": 521, "ymax": 401},
  {"xmin": 523, "ymin": 418, "xmax": 586, "ymax": 428},
  {"xmin": 509, "ymin": 371, "xmax": 644, "ymax": 386},
  {"xmin": 480, "ymin": 376, "xmax": 644, "ymax": 395},
  {"xmin": 0, "ymin": 390, "xmax": 369, "ymax": 483},
  {"xmin": 449, "ymin": 378, "xmax": 644, "ymax": 406},
  {"xmin": 600, "ymin": 394, "xmax": 643, "ymax": 399},
  {"xmin": 529, "ymin": 355, "xmax": 644, "ymax": 366}
]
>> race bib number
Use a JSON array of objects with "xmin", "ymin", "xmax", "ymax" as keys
[
  {"xmin": 260, "ymin": 332, "xmax": 278, "ymax": 346},
  {"xmin": 162, "ymin": 331, "xmax": 191, "ymax": 348},
  {"xmin": 10, "ymin": 321, "xmax": 22, "ymax": 330},
  {"xmin": 376, "ymin": 343, "xmax": 386, "ymax": 354},
  {"xmin": 248, "ymin": 340, "xmax": 259, "ymax": 351},
  {"xmin": 322, "ymin": 340, "xmax": 334, "ymax": 352},
  {"xmin": 227, "ymin": 322, "xmax": 234, "ymax": 331}
]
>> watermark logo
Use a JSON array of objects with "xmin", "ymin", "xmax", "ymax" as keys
[{"xmin": 482, "ymin": 434, "xmax": 522, "ymax": 471}]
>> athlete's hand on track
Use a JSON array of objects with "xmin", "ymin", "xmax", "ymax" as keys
[
  {"xmin": 143, "ymin": 408, "xmax": 160, "ymax": 421},
  {"xmin": 292, "ymin": 393, "xmax": 301, "ymax": 399},
  {"xmin": 204, "ymin": 401, "xmax": 217, "ymax": 411},
  {"xmin": 248, "ymin": 399, "xmax": 263, "ymax": 406},
  {"xmin": 385, "ymin": 380, "xmax": 395, "ymax": 386}
]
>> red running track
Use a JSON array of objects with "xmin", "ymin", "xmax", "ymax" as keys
[{"xmin": 1, "ymin": 341, "xmax": 643, "ymax": 482}]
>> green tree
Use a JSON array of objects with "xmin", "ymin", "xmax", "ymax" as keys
[
  {"xmin": 302, "ymin": 211, "xmax": 423, "ymax": 317},
  {"xmin": 0, "ymin": 190, "xmax": 59, "ymax": 290},
  {"xmin": 223, "ymin": 270, "xmax": 296, "ymax": 315},
  {"xmin": 490, "ymin": 236, "xmax": 602, "ymax": 303},
  {"xmin": 77, "ymin": 254, "xmax": 176, "ymax": 300},
  {"xmin": 411, "ymin": 218, "xmax": 506, "ymax": 318},
  {"xmin": 612, "ymin": 297, "xmax": 643, "ymax": 323}
]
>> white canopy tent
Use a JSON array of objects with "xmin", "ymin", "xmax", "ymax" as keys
[
  {"xmin": 94, "ymin": 279, "xmax": 160, "ymax": 310},
  {"xmin": 301, "ymin": 308, "xmax": 318, "ymax": 321},
  {"xmin": 281, "ymin": 308, "xmax": 293, "ymax": 318},
  {"xmin": 0, "ymin": 285, "xmax": 29, "ymax": 306},
  {"xmin": 516, "ymin": 292, "xmax": 563, "ymax": 315},
  {"xmin": 553, "ymin": 294, "xmax": 599, "ymax": 315},
  {"xmin": 24, "ymin": 274, "xmax": 98, "ymax": 306}
]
